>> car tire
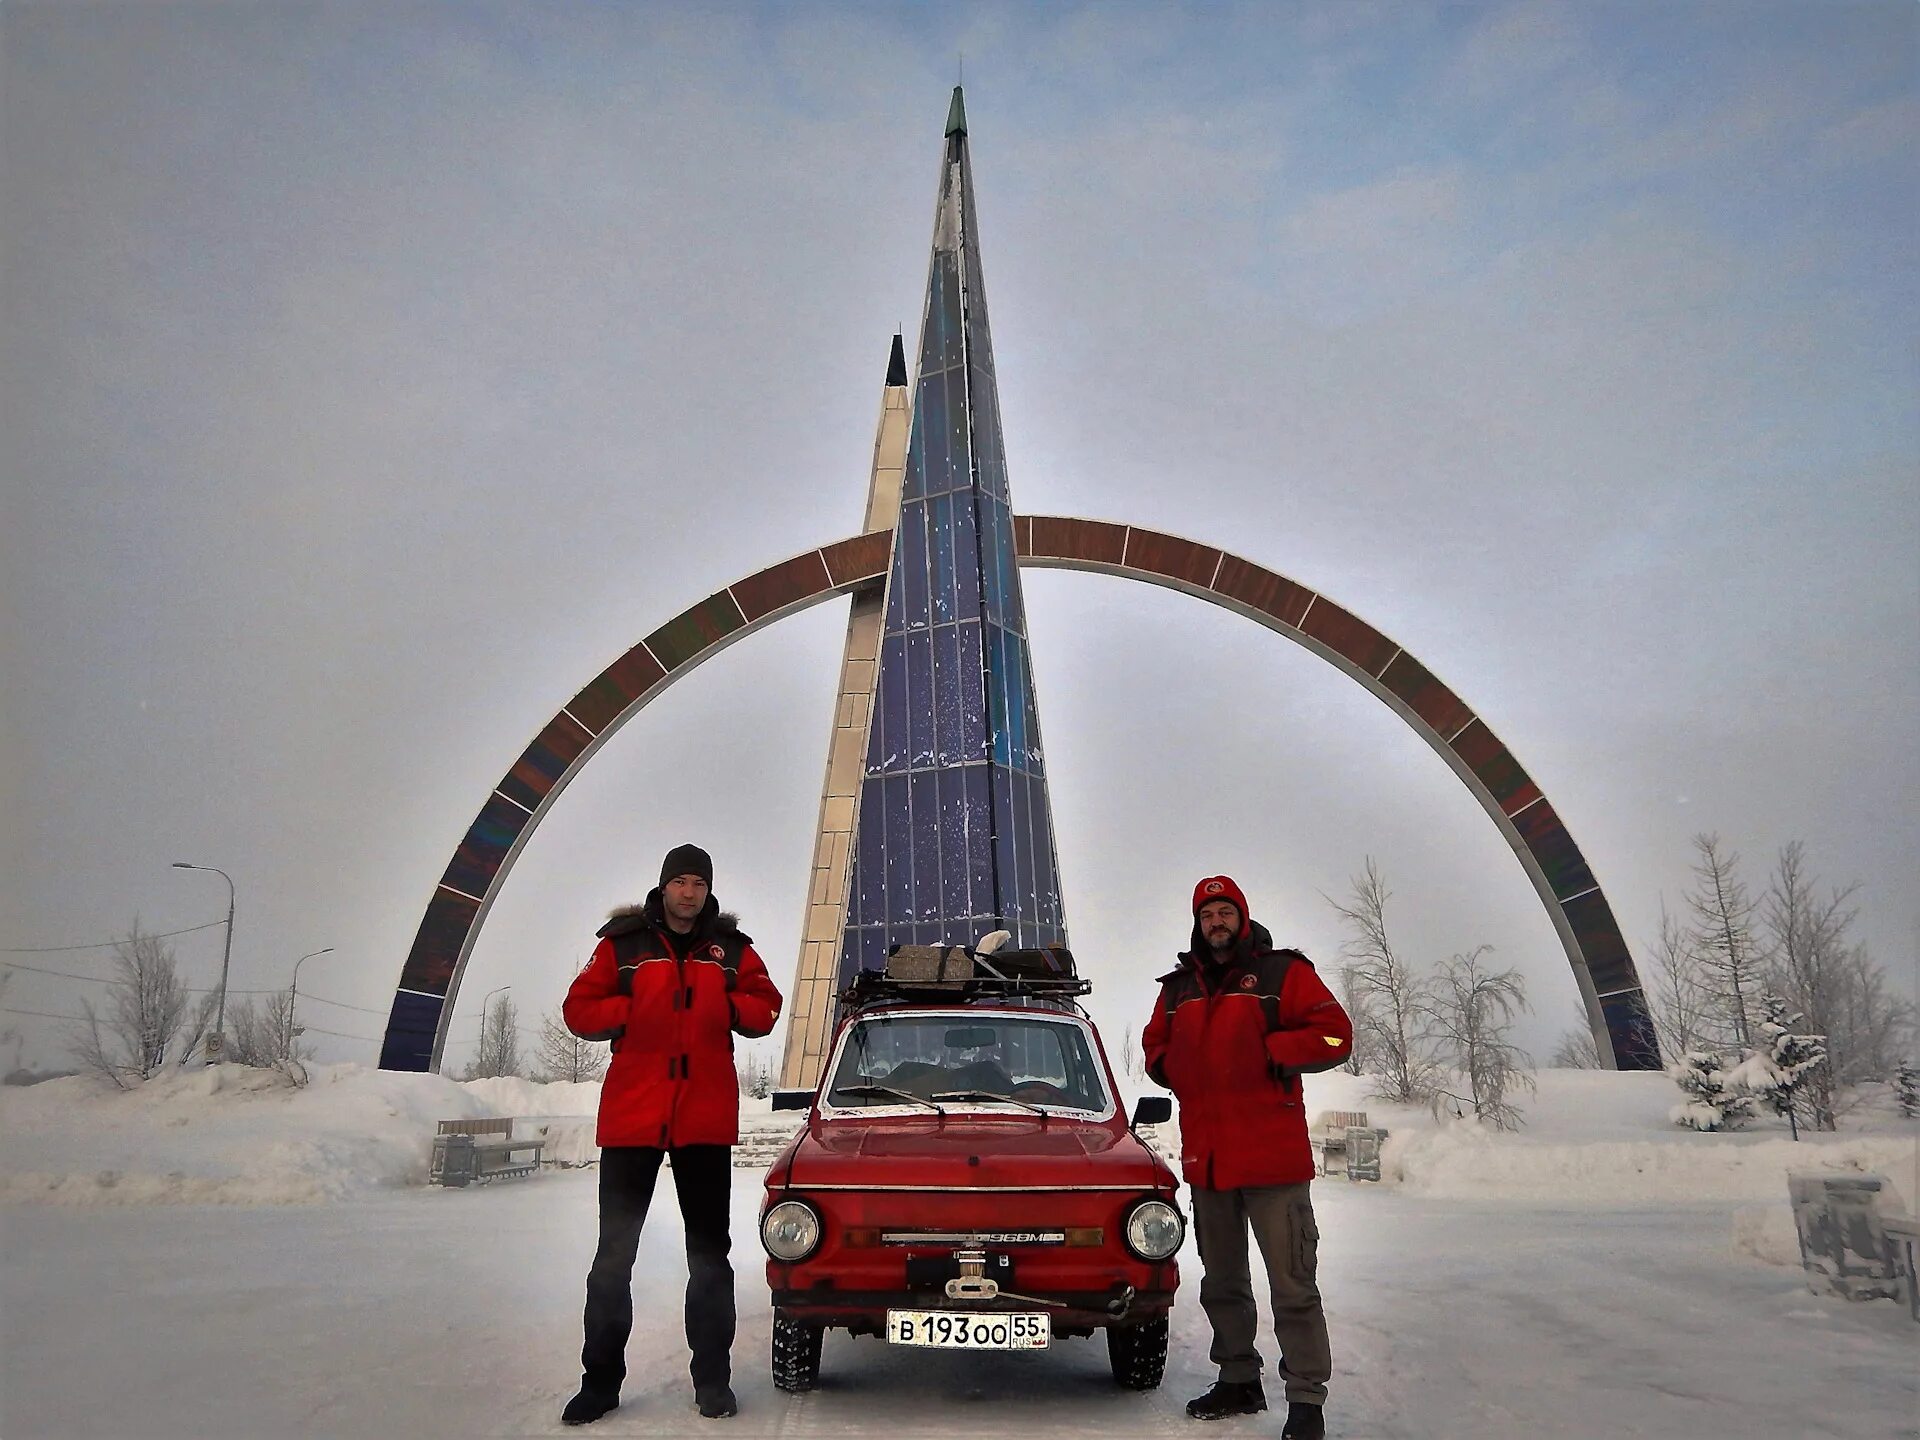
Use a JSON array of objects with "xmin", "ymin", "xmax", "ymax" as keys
[
  {"xmin": 771, "ymin": 1311, "xmax": 824, "ymax": 1392},
  {"xmin": 1106, "ymin": 1316, "xmax": 1168, "ymax": 1389}
]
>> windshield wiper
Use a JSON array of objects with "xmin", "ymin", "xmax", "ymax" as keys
[
  {"xmin": 831, "ymin": 1083, "xmax": 945, "ymax": 1115},
  {"xmin": 931, "ymin": 1089, "xmax": 1048, "ymax": 1118}
]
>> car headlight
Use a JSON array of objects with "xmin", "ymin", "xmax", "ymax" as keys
[
  {"xmin": 1123, "ymin": 1199, "xmax": 1184, "ymax": 1261},
  {"xmin": 761, "ymin": 1200, "xmax": 823, "ymax": 1261}
]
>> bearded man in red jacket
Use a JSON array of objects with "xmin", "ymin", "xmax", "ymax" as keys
[
  {"xmin": 558, "ymin": 843, "xmax": 783, "ymax": 1427},
  {"xmin": 1143, "ymin": 876, "xmax": 1353, "ymax": 1440}
]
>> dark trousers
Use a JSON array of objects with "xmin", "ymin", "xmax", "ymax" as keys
[
  {"xmin": 1190, "ymin": 1181, "xmax": 1331, "ymax": 1405},
  {"xmin": 580, "ymin": 1145, "xmax": 735, "ymax": 1395}
]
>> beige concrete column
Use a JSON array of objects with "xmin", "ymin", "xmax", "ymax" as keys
[{"xmin": 778, "ymin": 350, "xmax": 908, "ymax": 1088}]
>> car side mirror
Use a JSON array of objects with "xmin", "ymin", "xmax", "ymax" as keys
[
  {"xmin": 771, "ymin": 1089, "xmax": 814, "ymax": 1112},
  {"xmin": 1130, "ymin": 1096, "xmax": 1172, "ymax": 1127}
]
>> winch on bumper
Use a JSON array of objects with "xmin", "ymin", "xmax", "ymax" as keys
[{"xmin": 768, "ymin": 1231, "xmax": 1179, "ymax": 1334}]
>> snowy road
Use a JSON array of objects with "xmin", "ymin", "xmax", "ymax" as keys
[{"xmin": 4, "ymin": 1168, "xmax": 1913, "ymax": 1440}]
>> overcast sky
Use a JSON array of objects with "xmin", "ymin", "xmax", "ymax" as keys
[{"xmin": 5, "ymin": 2, "xmax": 1915, "ymax": 1077}]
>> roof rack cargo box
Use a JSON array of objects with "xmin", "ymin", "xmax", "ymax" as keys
[
  {"xmin": 885, "ymin": 944, "xmax": 974, "ymax": 984},
  {"xmin": 979, "ymin": 944, "xmax": 1077, "ymax": 982},
  {"xmin": 883, "ymin": 942, "xmax": 1078, "ymax": 983}
]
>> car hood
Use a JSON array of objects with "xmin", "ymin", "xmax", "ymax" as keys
[{"xmin": 784, "ymin": 1115, "xmax": 1168, "ymax": 1191}]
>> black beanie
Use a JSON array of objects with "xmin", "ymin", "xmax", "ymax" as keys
[{"xmin": 659, "ymin": 843, "xmax": 713, "ymax": 889}]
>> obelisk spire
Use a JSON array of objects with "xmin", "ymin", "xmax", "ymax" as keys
[{"xmin": 836, "ymin": 89, "xmax": 1069, "ymax": 989}]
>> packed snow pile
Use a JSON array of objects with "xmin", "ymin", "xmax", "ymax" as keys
[
  {"xmin": 2, "ymin": 1063, "xmax": 1914, "ymax": 1214},
  {"xmin": 0, "ymin": 1063, "xmax": 503, "ymax": 1204}
]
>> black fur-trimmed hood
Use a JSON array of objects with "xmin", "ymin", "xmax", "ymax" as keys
[{"xmin": 597, "ymin": 889, "xmax": 751, "ymax": 945}]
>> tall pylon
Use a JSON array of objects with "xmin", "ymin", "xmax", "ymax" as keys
[
  {"xmin": 778, "ymin": 336, "xmax": 911, "ymax": 1088},
  {"xmin": 778, "ymin": 88, "xmax": 1069, "ymax": 1087}
]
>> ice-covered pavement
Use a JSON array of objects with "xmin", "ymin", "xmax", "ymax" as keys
[
  {"xmin": 3, "ymin": 1065, "xmax": 1915, "ymax": 1437},
  {"xmin": 4, "ymin": 1165, "xmax": 1914, "ymax": 1440}
]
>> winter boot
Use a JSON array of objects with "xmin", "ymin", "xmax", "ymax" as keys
[
  {"xmin": 560, "ymin": 1387, "xmax": 619, "ymax": 1426},
  {"xmin": 1282, "ymin": 1401, "xmax": 1326, "ymax": 1439},
  {"xmin": 696, "ymin": 1383, "xmax": 739, "ymax": 1419},
  {"xmin": 1186, "ymin": 1380, "xmax": 1267, "ymax": 1421}
]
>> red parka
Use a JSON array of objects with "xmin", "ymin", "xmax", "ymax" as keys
[
  {"xmin": 1143, "ymin": 917, "xmax": 1353, "ymax": 1191},
  {"xmin": 564, "ymin": 893, "xmax": 783, "ymax": 1149}
]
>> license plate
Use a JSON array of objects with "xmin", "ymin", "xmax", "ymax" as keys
[{"xmin": 886, "ymin": 1309, "xmax": 1050, "ymax": 1349}]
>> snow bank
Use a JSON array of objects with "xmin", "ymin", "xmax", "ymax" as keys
[
  {"xmin": 0, "ymin": 1063, "xmax": 512, "ymax": 1204},
  {"xmin": 4, "ymin": 1063, "xmax": 1914, "ymax": 1217},
  {"xmin": 1382, "ymin": 1124, "xmax": 1916, "ymax": 1205}
]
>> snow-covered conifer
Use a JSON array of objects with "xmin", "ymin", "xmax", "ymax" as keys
[
  {"xmin": 1891, "ymin": 1062, "xmax": 1918, "ymax": 1120},
  {"xmin": 1728, "ymin": 990, "xmax": 1826, "ymax": 1140},
  {"xmin": 1667, "ymin": 1051, "xmax": 1755, "ymax": 1131}
]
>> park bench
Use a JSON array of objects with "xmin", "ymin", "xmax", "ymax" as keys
[
  {"xmin": 1790, "ymin": 1172, "xmax": 1919, "ymax": 1321},
  {"xmin": 430, "ymin": 1118, "xmax": 544, "ymax": 1188},
  {"xmin": 1309, "ymin": 1110, "xmax": 1388, "ymax": 1181}
]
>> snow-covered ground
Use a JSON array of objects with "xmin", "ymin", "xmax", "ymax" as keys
[{"xmin": 2, "ymin": 1065, "xmax": 1915, "ymax": 1439}]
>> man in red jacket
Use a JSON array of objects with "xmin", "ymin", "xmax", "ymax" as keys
[
  {"xmin": 558, "ymin": 843, "xmax": 783, "ymax": 1427},
  {"xmin": 1143, "ymin": 876, "xmax": 1352, "ymax": 1440}
]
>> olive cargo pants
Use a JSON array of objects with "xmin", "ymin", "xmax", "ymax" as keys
[{"xmin": 1189, "ymin": 1180, "xmax": 1331, "ymax": 1404}]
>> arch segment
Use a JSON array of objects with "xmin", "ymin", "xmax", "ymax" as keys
[{"xmin": 380, "ymin": 518, "xmax": 1660, "ymax": 1074}]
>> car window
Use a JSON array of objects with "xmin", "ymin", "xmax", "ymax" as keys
[{"xmin": 827, "ymin": 1014, "xmax": 1108, "ymax": 1112}]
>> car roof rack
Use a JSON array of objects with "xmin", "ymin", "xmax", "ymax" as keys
[{"xmin": 839, "ymin": 942, "xmax": 1091, "ymax": 1009}]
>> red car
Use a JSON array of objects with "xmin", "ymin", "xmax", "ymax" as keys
[{"xmin": 758, "ymin": 945, "xmax": 1183, "ymax": 1391}]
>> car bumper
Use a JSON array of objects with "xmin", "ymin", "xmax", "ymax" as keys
[{"xmin": 770, "ymin": 1282, "xmax": 1176, "ymax": 1333}]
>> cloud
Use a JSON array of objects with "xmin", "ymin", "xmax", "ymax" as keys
[
  {"xmin": 1270, "ymin": 165, "xmax": 1470, "ymax": 318},
  {"xmin": 1442, "ymin": 0, "xmax": 1585, "ymax": 102}
]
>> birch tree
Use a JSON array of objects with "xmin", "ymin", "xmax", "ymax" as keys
[
  {"xmin": 466, "ymin": 994, "xmax": 523, "ymax": 1080},
  {"xmin": 1683, "ymin": 834, "xmax": 1761, "ymax": 1050},
  {"xmin": 1422, "ymin": 947, "xmax": 1535, "ymax": 1130},
  {"xmin": 536, "ymin": 1008, "xmax": 607, "ymax": 1083},
  {"xmin": 1326, "ymin": 858, "xmax": 1435, "ymax": 1103},
  {"xmin": 1645, "ymin": 902, "xmax": 1716, "ymax": 1058},
  {"xmin": 69, "ymin": 925, "xmax": 217, "ymax": 1088},
  {"xmin": 1761, "ymin": 843, "xmax": 1856, "ymax": 1130},
  {"xmin": 226, "ymin": 989, "xmax": 314, "ymax": 1076}
]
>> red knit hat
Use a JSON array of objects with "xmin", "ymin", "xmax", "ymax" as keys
[{"xmin": 1191, "ymin": 875, "xmax": 1251, "ymax": 937}]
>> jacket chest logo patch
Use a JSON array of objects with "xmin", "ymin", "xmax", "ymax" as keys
[
  {"xmin": 1240, "ymin": 974, "xmax": 1258, "ymax": 990},
  {"xmin": 708, "ymin": 945, "xmax": 725, "ymax": 961}
]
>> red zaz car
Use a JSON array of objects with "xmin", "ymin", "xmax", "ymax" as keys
[{"xmin": 758, "ymin": 943, "xmax": 1183, "ymax": 1392}]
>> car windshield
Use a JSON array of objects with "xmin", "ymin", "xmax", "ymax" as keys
[{"xmin": 826, "ymin": 1014, "xmax": 1109, "ymax": 1113}]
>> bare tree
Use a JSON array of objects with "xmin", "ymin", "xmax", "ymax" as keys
[
  {"xmin": 225, "ymin": 989, "xmax": 315, "ymax": 1078},
  {"xmin": 1119, "ymin": 1023, "xmax": 1142, "ymax": 1080},
  {"xmin": 465, "ymin": 994, "xmax": 522, "ymax": 1080},
  {"xmin": 1761, "ymin": 842, "xmax": 1860, "ymax": 1130},
  {"xmin": 1645, "ymin": 902, "xmax": 1716, "ymax": 1058},
  {"xmin": 1683, "ymin": 834, "xmax": 1761, "ymax": 1050},
  {"xmin": 1325, "ymin": 858, "xmax": 1436, "ymax": 1103},
  {"xmin": 1821, "ymin": 943, "xmax": 1916, "ymax": 1090},
  {"xmin": 68, "ymin": 925, "xmax": 217, "ymax": 1088},
  {"xmin": 1422, "ymin": 947, "xmax": 1535, "ymax": 1131},
  {"xmin": 1550, "ymin": 1008, "xmax": 1602, "ymax": 1069},
  {"xmin": 535, "ymin": 1008, "xmax": 607, "ymax": 1083},
  {"xmin": 1335, "ymin": 964, "xmax": 1377, "ymax": 1077}
]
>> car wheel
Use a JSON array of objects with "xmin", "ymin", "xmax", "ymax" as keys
[
  {"xmin": 1106, "ymin": 1316, "xmax": 1168, "ymax": 1390},
  {"xmin": 771, "ymin": 1310, "xmax": 824, "ymax": 1392}
]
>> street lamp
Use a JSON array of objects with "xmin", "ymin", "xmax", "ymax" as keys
[
  {"xmin": 172, "ymin": 862, "xmax": 235, "ymax": 1063},
  {"xmin": 289, "ymin": 947, "xmax": 334, "ymax": 1042},
  {"xmin": 478, "ymin": 985, "xmax": 511, "ymax": 1076}
]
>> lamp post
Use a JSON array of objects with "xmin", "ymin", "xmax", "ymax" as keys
[
  {"xmin": 478, "ymin": 985, "xmax": 511, "ymax": 1077},
  {"xmin": 171, "ymin": 862, "xmax": 235, "ymax": 1063},
  {"xmin": 289, "ymin": 947, "xmax": 334, "ymax": 1044}
]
